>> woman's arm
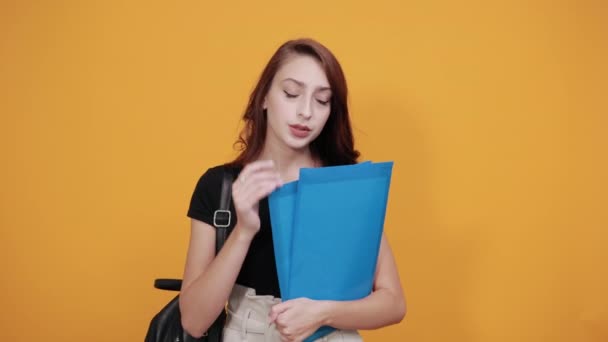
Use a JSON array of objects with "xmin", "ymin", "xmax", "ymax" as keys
[
  {"xmin": 179, "ymin": 220, "xmax": 255, "ymax": 338},
  {"xmin": 180, "ymin": 160, "xmax": 283, "ymax": 338},
  {"xmin": 270, "ymin": 233, "xmax": 406, "ymax": 339}
]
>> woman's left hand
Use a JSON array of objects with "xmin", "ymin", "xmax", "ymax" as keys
[{"xmin": 269, "ymin": 298, "xmax": 329, "ymax": 342}]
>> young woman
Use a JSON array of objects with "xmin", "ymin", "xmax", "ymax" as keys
[{"xmin": 180, "ymin": 38, "xmax": 406, "ymax": 342}]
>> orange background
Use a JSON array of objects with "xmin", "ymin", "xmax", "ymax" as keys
[{"xmin": 1, "ymin": 1, "xmax": 606, "ymax": 341}]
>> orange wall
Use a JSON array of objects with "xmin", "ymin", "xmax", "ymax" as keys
[{"xmin": 1, "ymin": 1, "xmax": 606, "ymax": 341}]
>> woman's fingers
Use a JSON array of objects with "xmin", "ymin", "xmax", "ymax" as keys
[
  {"xmin": 234, "ymin": 172, "xmax": 282, "ymax": 194},
  {"xmin": 231, "ymin": 160, "xmax": 283, "ymax": 234},
  {"xmin": 234, "ymin": 161, "xmax": 282, "ymax": 205},
  {"xmin": 234, "ymin": 172, "xmax": 281, "ymax": 201},
  {"xmin": 235, "ymin": 179, "xmax": 281, "ymax": 208},
  {"xmin": 269, "ymin": 302, "xmax": 290, "ymax": 323},
  {"xmin": 237, "ymin": 159, "xmax": 277, "ymax": 184}
]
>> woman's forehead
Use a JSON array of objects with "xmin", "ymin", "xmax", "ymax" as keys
[{"xmin": 274, "ymin": 55, "xmax": 330, "ymax": 89}]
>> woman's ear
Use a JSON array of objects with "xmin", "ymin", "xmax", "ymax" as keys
[{"xmin": 263, "ymin": 97, "xmax": 267, "ymax": 110}]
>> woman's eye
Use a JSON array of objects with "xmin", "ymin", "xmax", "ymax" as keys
[
  {"xmin": 283, "ymin": 90, "xmax": 298, "ymax": 98},
  {"xmin": 316, "ymin": 99, "xmax": 330, "ymax": 106}
]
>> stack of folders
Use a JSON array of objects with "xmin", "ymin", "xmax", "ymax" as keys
[{"xmin": 268, "ymin": 161, "xmax": 394, "ymax": 342}]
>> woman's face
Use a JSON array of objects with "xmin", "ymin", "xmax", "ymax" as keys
[{"xmin": 263, "ymin": 54, "xmax": 332, "ymax": 152}]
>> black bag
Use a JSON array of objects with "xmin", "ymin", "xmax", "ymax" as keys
[{"xmin": 145, "ymin": 170, "xmax": 234, "ymax": 342}]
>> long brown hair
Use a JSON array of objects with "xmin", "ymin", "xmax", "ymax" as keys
[{"xmin": 228, "ymin": 38, "xmax": 360, "ymax": 167}]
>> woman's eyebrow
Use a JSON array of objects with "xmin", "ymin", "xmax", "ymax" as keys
[
  {"xmin": 282, "ymin": 77, "xmax": 331, "ymax": 91},
  {"xmin": 282, "ymin": 77, "xmax": 305, "ymax": 87}
]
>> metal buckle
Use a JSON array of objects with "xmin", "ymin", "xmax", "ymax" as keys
[{"xmin": 213, "ymin": 210, "xmax": 231, "ymax": 228}]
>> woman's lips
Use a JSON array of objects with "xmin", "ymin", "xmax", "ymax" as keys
[{"xmin": 289, "ymin": 124, "xmax": 311, "ymax": 138}]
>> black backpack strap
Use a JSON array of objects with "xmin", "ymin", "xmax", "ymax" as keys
[{"xmin": 213, "ymin": 168, "xmax": 234, "ymax": 253}]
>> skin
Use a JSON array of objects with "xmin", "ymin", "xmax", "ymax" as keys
[{"xmin": 179, "ymin": 54, "xmax": 406, "ymax": 342}]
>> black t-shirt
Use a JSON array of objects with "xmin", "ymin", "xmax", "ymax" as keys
[{"xmin": 187, "ymin": 163, "xmax": 281, "ymax": 297}]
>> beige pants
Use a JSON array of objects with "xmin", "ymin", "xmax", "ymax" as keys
[{"xmin": 223, "ymin": 284, "xmax": 363, "ymax": 342}]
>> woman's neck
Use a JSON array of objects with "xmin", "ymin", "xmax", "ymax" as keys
[{"xmin": 258, "ymin": 143, "xmax": 319, "ymax": 183}]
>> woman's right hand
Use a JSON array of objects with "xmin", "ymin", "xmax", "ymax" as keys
[{"xmin": 232, "ymin": 160, "xmax": 283, "ymax": 239}]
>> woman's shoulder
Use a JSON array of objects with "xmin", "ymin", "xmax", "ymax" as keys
[
  {"xmin": 197, "ymin": 163, "xmax": 243, "ymax": 184},
  {"xmin": 187, "ymin": 163, "xmax": 242, "ymax": 221}
]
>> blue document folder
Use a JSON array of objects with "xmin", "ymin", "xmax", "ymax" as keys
[
  {"xmin": 268, "ymin": 161, "xmax": 372, "ymax": 299},
  {"xmin": 268, "ymin": 180, "xmax": 298, "ymax": 299},
  {"xmin": 290, "ymin": 162, "xmax": 393, "ymax": 341},
  {"xmin": 268, "ymin": 161, "xmax": 393, "ymax": 342}
]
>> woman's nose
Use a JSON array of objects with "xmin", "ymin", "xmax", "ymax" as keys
[{"xmin": 297, "ymin": 98, "xmax": 313, "ymax": 119}]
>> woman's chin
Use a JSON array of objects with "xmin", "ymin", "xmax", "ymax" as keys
[{"xmin": 283, "ymin": 137, "xmax": 311, "ymax": 151}]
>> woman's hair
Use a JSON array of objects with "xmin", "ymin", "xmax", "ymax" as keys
[{"xmin": 228, "ymin": 38, "xmax": 360, "ymax": 167}]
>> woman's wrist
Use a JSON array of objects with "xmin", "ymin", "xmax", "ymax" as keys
[
  {"xmin": 318, "ymin": 300, "xmax": 337, "ymax": 327},
  {"xmin": 232, "ymin": 224, "xmax": 257, "ymax": 243}
]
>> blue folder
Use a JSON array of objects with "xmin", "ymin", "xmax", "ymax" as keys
[
  {"xmin": 289, "ymin": 162, "xmax": 393, "ymax": 341},
  {"xmin": 268, "ymin": 180, "xmax": 298, "ymax": 299},
  {"xmin": 269, "ymin": 161, "xmax": 393, "ymax": 341},
  {"xmin": 268, "ymin": 161, "xmax": 372, "ymax": 299}
]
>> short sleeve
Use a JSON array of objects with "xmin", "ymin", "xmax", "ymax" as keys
[{"xmin": 186, "ymin": 166, "xmax": 223, "ymax": 226}]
